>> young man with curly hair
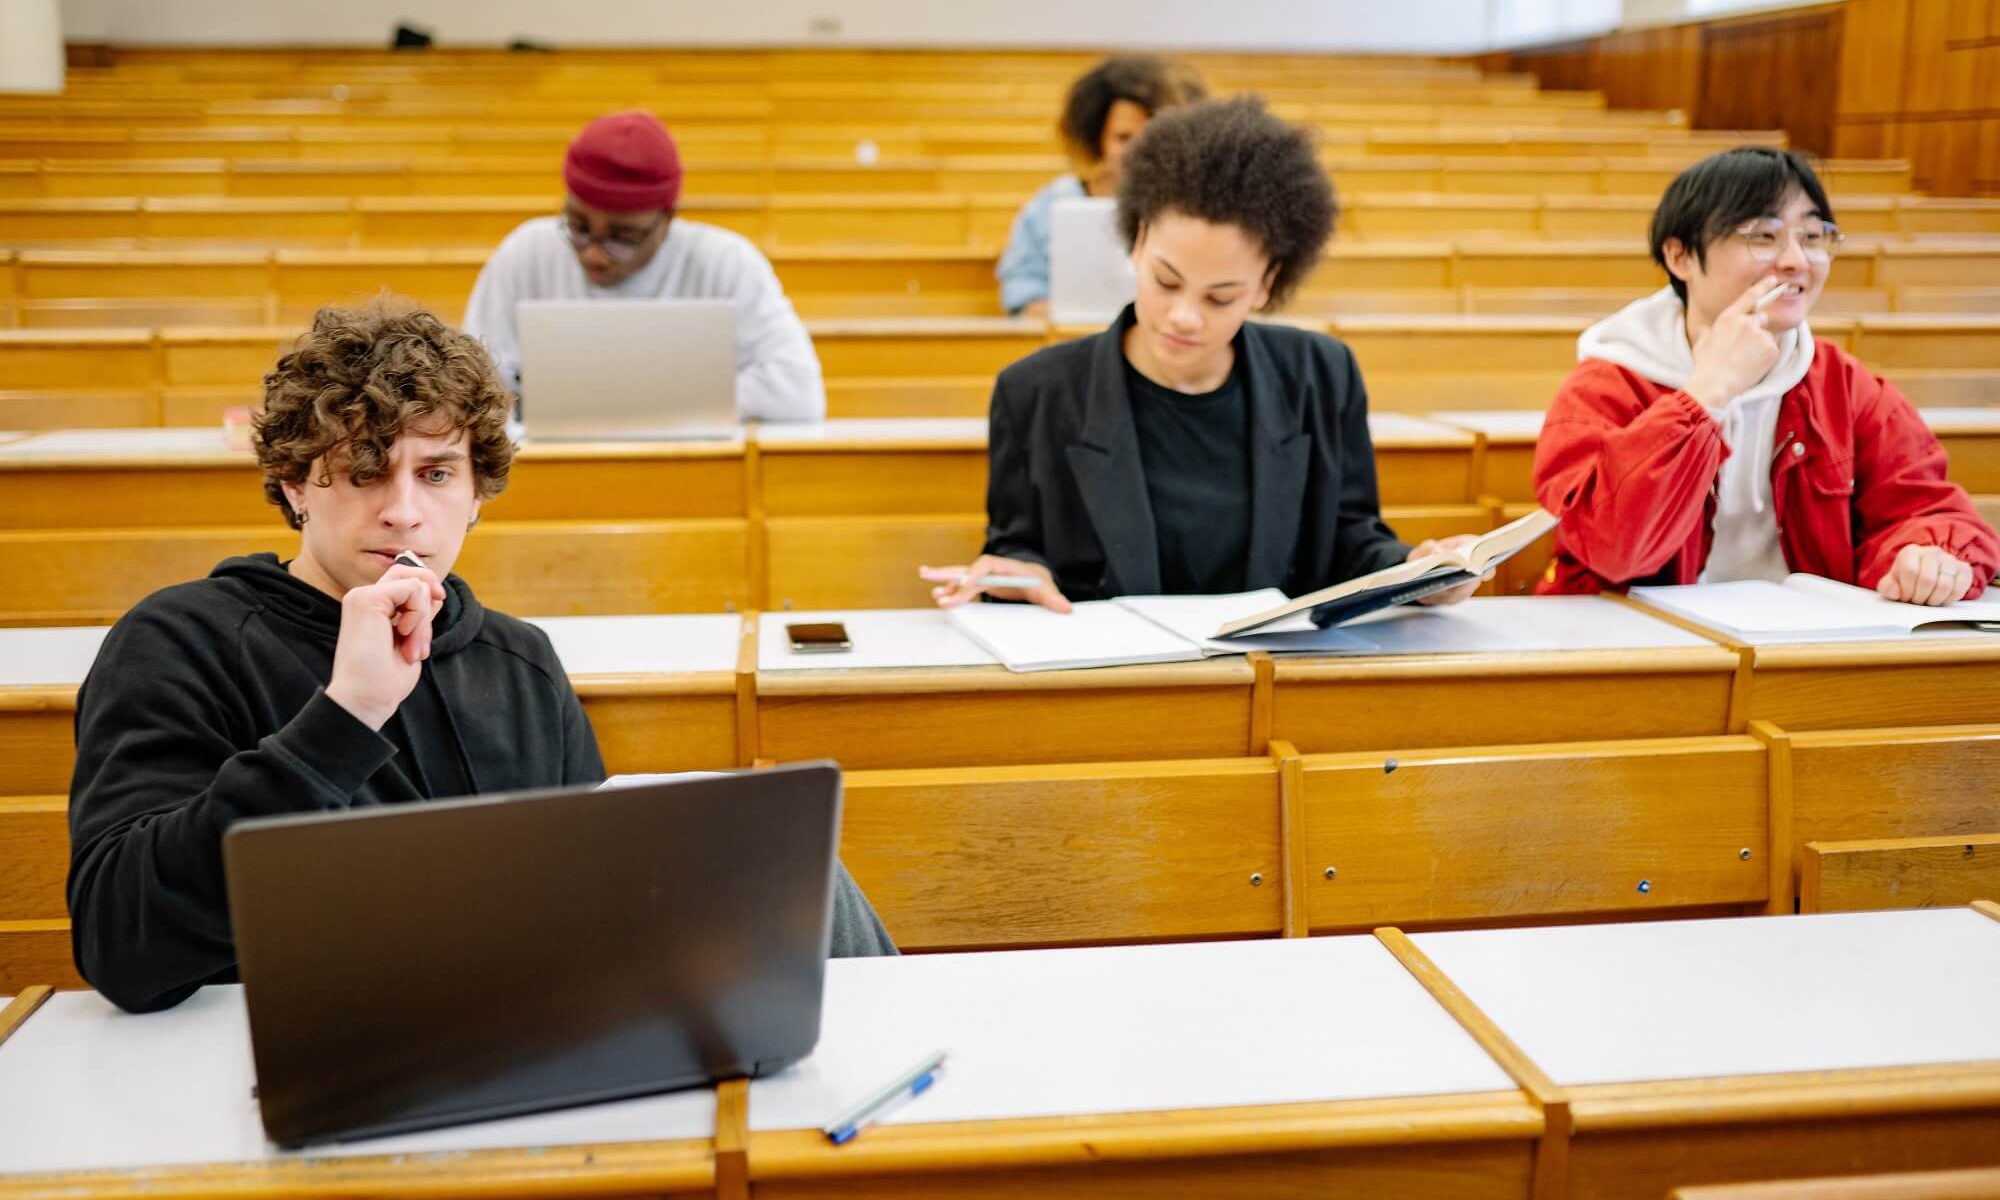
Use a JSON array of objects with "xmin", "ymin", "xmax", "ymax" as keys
[
  {"xmin": 932, "ymin": 98, "xmax": 1482, "ymax": 612},
  {"xmin": 68, "ymin": 301, "xmax": 893, "ymax": 1015},
  {"xmin": 995, "ymin": 55, "xmax": 1207, "ymax": 317}
]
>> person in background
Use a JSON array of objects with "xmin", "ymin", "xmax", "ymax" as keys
[
  {"xmin": 931, "ymin": 98, "xmax": 1484, "ymax": 612},
  {"xmin": 995, "ymin": 55, "xmax": 1207, "ymax": 317},
  {"xmin": 67, "ymin": 301, "xmax": 890, "ymax": 1015},
  {"xmin": 1534, "ymin": 147, "xmax": 1997, "ymax": 604},
  {"xmin": 463, "ymin": 109, "xmax": 825, "ymax": 423}
]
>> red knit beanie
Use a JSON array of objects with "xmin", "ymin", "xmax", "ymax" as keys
[{"xmin": 563, "ymin": 110, "xmax": 683, "ymax": 213}]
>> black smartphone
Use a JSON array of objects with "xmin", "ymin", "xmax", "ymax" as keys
[{"xmin": 786, "ymin": 622, "xmax": 853, "ymax": 653}]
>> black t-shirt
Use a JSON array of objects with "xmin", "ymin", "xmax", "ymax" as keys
[{"xmin": 1123, "ymin": 359, "xmax": 1252, "ymax": 594}]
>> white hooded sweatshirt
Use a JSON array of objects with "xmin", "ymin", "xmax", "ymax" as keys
[{"xmin": 1574, "ymin": 286, "xmax": 1816, "ymax": 583}]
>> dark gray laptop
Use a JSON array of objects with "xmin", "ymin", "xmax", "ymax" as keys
[{"xmin": 222, "ymin": 763, "xmax": 841, "ymax": 1147}]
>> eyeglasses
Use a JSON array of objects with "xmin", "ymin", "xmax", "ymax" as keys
[
  {"xmin": 1728, "ymin": 219, "xmax": 1844, "ymax": 264},
  {"xmin": 561, "ymin": 212, "xmax": 666, "ymax": 264}
]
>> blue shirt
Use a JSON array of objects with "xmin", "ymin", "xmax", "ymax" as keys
[{"xmin": 995, "ymin": 175, "xmax": 1088, "ymax": 314}]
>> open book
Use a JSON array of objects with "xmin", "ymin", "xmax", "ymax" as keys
[
  {"xmin": 1214, "ymin": 508, "xmax": 1559, "ymax": 639},
  {"xmin": 944, "ymin": 590, "xmax": 1378, "ymax": 673},
  {"xmin": 1630, "ymin": 575, "xmax": 2000, "ymax": 644}
]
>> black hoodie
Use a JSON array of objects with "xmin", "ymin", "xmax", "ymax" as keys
[{"xmin": 67, "ymin": 554, "xmax": 605, "ymax": 1012}]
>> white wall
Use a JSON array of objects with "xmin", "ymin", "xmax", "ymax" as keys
[
  {"xmin": 52, "ymin": 0, "xmax": 1816, "ymax": 57},
  {"xmin": 1619, "ymin": 0, "xmax": 1834, "ymax": 30},
  {"xmin": 1, "ymin": 0, "xmax": 67, "ymax": 92},
  {"xmin": 58, "ymin": 0, "xmax": 1505, "ymax": 54}
]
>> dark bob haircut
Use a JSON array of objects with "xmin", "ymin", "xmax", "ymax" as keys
[
  {"xmin": 1650, "ymin": 146, "xmax": 1836, "ymax": 303},
  {"xmin": 1115, "ymin": 96, "xmax": 1337, "ymax": 311},
  {"xmin": 1058, "ymin": 55, "xmax": 1206, "ymax": 163}
]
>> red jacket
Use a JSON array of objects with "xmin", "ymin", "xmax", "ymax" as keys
[{"xmin": 1533, "ymin": 339, "xmax": 1999, "ymax": 598}]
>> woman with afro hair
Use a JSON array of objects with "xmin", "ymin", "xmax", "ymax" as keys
[{"xmin": 930, "ymin": 97, "xmax": 1485, "ymax": 612}]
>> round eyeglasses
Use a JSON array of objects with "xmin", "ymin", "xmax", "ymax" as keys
[
  {"xmin": 561, "ymin": 213, "xmax": 666, "ymax": 264},
  {"xmin": 1728, "ymin": 220, "xmax": 1844, "ymax": 264}
]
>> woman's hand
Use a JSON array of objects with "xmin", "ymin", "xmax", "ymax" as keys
[
  {"xmin": 1407, "ymin": 535, "xmax": 1491, "ymax": 607},
  {"xmin": 921, "ymin": 556, "xmax": 1073, "ymax": 613}
]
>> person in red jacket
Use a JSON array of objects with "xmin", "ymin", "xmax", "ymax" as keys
[{"xmin": 1534, "ymin": 147, "xmax": 1998, "ymax": 604}]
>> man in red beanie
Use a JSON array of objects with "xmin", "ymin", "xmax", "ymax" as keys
[{"xmin": 464, "ymin": 110, "xmax": 826, "ymax": 423}]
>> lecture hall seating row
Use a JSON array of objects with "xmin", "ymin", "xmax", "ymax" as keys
[
  {"xmin": 2, "ymin": 409, "xmax": 1994, "ymax": 621},
  {"xmin": 2, "ymin": 309, "xmax": 1996, "ymax": 430},
  {"xmin": 5, "ymin": 661, "xmax": 1996, "ymax": 990},
  {"xmin": 6, "ymin": 903, "xmax": 1996, "ymax": 1200},
  {"xmin": 5, "ymin": 191, "xmax": 1997, "ymax": 252},
  {"xmin": 0, "ymin": 153, "xmax": 1918, "ymax": 201}
]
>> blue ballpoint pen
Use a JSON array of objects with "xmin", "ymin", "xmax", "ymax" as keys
[{"xmin": 822, "ymin": 1050, "xmax": 948, "ymax": 1145}]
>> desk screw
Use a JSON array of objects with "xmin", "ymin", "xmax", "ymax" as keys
[
  {"xmin": 1739, "ymin": 847, "xmax": 1753, "ymax": 861},
  {"xmin": 1249, "ymin": 873, "xmax": 1264, "ymax": 887},
  {"xmin": 1637, "ymin": 879, "xmax": 1653, "ymax": 894},
  {"xmin": 1324, "ymin": 866, "xmax": 1339, "ymax": 880}
]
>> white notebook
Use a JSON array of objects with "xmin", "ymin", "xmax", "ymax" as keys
[
  {"xmin": 1631, "ymin": 575, "xmax": 2000, "ymax": 644},
  {"xmin": 944, "ymin": 591, "xmax": 1375, "ymax": 673}
]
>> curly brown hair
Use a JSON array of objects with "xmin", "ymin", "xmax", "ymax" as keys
[
  {"xmin": 1059, "ymin": 55, "xmax": 1207, "ymax": 164},
  {"xmin": 1115, "ymin": 96, "xmax": 1337, "ymax": 311},
  {"xmin": 254, "ymin": 299, "xmax": 514, "ymax": 529}
]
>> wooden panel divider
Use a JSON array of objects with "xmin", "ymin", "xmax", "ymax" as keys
[{"xmin": 1375, "ymin": 927, "xmax": 1573, "ymax": 1200}]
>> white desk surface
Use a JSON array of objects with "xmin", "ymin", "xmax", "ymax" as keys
[
  {"xmin": 1367, "ymin": 411, "xmax": 1478, "ymax": 445},
  {"xmin": 752, "ymin": 418, "xmax": 988, "ymax": 447},
  {"xmin": 1429, "ymin": 410, "xmax": 1547, "ymax": 442},
  {"xmin": 1414, "ymin": 908, "xmax": 2000, "ymax": 1089},
  {"xmin": 0, "ymin": 624, "xmax": 111, "ymax": 687},
  {"xmin": 0, "ymin": 986, "xmax": 717, "ymax": 1178},
  {"xmin": 1919, "ymin": 406, "xmax": 2000, "ymax": 434},
  {"xmin": 1326, "ymin": 595, "xmax": 1716, "ymax": 656},
  {"xmin": 749, "ymin": 936, "xmax": 1514, "ymax": 1132},
  {"xmin": 0, "ymin": 427, "xmax": 242, "ymax": 462},
  {"xmin": 529, "ymin": 614, "xmax": 743, "ymax": 677},
  {"xmin": 758, "ymin": 609, "xmax": 996, "ymax": 672}
]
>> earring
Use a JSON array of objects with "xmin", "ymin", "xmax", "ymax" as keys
[{"xmin": 296, "ymin": 509, "xmax": 309, "ymax": 525}]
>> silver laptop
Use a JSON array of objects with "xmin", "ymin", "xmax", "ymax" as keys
[
  {"xmin": 223, "ymin": 763, "xmax": 842, "ymax": 1147},
  {"xmin": 516, "ymin": 298, "xmax": 738, "ymax": 440},
  {"xmin": 1048, "ymin": 197, "xmax": 1136, "ymax": 326}
]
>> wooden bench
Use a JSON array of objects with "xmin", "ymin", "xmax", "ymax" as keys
[
  {"xmin": 1800, "ymin": 833, "xmax": 2000, "ymax": 915},
  {"xmin": 1675, "ymin": 1166, "xmax": 2000, "ymax": 1199},
  {"xmin": 1296, "ymin": 735, "xmax": 1767, "ymax": 932}
]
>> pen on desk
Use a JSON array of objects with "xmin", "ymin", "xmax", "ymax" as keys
[
  {"xmin": 822, "ymin": 1050, "xmax": 948, "ymax": 1146},
  {"xmin": 923, "ymin": 571, "xmax": 1045, "ymax": 590}
]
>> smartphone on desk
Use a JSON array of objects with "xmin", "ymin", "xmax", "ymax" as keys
[{"xmin": 786, "ymin": 622, "xmax": 853, "ymax": 654}]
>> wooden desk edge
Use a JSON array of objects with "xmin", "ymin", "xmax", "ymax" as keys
[
  {"xmin": 1270, "ymin": 645, "xmax": 1737, "ymax": 681},
  {"xmin": 570, "ymin": 672, "xmax": 740, "ymax": 698},
  {"xmin": 1565, "ymin": 1060, "xmax": 2000, "ymax": 1132},
  {"xmin": 743, "ymin": 1090, "xmax": 1539, "ymax": 1181},
  {"xmin": 0, "ymin": 1136, "xmax": 715, "ymax": 1200},
  {"xmin": 0, "ymin": 686, "xmax": 80, "ymax": 713}
]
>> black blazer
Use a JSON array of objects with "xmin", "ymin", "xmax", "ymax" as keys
[{"xmin": 983, "ymin": 306, "xmax": 1409, "ymax": 602}]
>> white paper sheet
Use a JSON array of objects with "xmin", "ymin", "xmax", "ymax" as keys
[
  {"xmin": 1633, "ymin": 577, "xmax": 2000, "ymax": 644},
  {"xmin": 945, "ymin": 599, "xmax": 1203, "ymax": 672},
  {"xmin": 1114, "ymin": 590, "xmax": 1375, "ymax": 655}
]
